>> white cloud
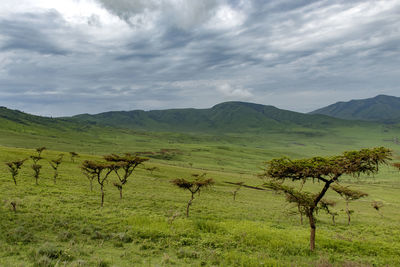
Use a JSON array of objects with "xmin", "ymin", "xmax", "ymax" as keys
[{"xmin": 217, "ymin": 83, "xmax": 253, "ymax": 98}]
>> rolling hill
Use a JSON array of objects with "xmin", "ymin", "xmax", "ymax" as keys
[
  {"xmin": 310, "ymin": 95, "xmax": 400, "ymax": 122},
  {"xmin": 70, "ymin": 101, "xmax": 358, "ymax": 133}
]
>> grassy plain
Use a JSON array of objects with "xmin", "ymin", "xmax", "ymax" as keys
[{"xmin": 1, "ymin": 122, "xmax": 400, "ymax": 266}]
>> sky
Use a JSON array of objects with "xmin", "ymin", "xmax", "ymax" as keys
[{"xmin": 0, "ymin": 0, "xmax": 399, "ymax": 117}]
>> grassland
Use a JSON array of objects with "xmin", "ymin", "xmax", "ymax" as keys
[{"xmin": 1, "ymin": 118, "xmax": 400, "ymax": 266}]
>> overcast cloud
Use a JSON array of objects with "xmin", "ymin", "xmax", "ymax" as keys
[{"xmin": 0, "ymin": 0, "xmax": 399, "ymax": 116}]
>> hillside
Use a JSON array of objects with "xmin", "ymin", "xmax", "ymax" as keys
[
  {"xmin": 70, "ymin": 101, "xmax": 358, "ymax": 133},
  {"xmin": 310, "ymin": 95, "xmax": 400, "ymax": 122},
  {"xmin": 0, "ymin": 106, "xmax": 90, "ymax": 133}
]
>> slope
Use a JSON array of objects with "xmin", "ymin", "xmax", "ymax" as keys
[{"xmin": 310, "ymin": 95, "xmax": 400, "ymax": 122}]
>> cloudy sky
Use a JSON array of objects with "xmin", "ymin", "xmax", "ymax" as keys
[{"xmin": 0, "ymin": 0, "xmax": 399, "ymax": 116}]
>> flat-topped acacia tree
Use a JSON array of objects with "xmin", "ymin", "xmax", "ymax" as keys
[
  {"xmin": 104, "ymin": 153, "xmax": 148, "ymax": 199},
  {"xmin": 171, "ymin": 177, "xmax": 214, "ymax": 217},
  {"xmin": 49, "ymin": 154, "xmax": 64, "ymax": 184},
  {"xmin": 70, "ymin": 152, "xmax": 79, "ymax": 163},
  {"xmin": 5, "ymin": 159, "xmax": 26, "ymax": 185},
  {"xmin": 331, "ymin": 184, "xmax": 368, "ymax": 225},
  {"xmin": 263, "ymin": 147, "xmax": 391, "ymax": 251},
  {"xmin": 81, "ymin": 160, "xmax": 113, "ymax": 207}
]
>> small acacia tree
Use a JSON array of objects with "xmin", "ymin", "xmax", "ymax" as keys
[
  {"xmin": 70, "ymin": 152, "xmax": 79, "ymax": 163},
  {"xmin": 331, "ymin": 184, "xmax": 368, "ymax": 225},
  {"xmin": 49, "ymin": 154, "xmax": 64, "ymax": 184},
  {"xmin": 36, "ymin": 147, "xmax": 46, "ymax": 157},
  {"xmin": 263, "ymin": 147, "xmax": 391, "ymax": 251},
  {"xmin": 83, "ymin": 170, "xmax": 96, "ymax": 191},
  {"xmin": 371, "ymin": 201, "xmax": 384, "ymax": 217},
  {"xmin": 5, "ymin": 159, "xmax": 26, "ymax": 185},
  {"xmin": 32, "ymin": 164, "xmax": 42, "ymax": 185},
  {"xmin": 104, "ymin": 153, "xmax": 148, "ymax": 199},
  {"xmin": 145, "ymin": 166, "xmax": 160, "ymax": 175},
  {"xmin": 171, "ymin": 177, "xmax": 214, "ymax": 217},
  {"xmin": 231, "ymin": 182, "xmax": 244, "ymax": 201},
  {"xmin": 30, "ymin": 152, "xmax": 43, "ymax": 184},
  {"xmin": 81, "ymin": 160, "xmax": 113, "ymax": 207}
]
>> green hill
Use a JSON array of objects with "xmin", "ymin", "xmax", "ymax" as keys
[
  {"xmin": 70, "ymin": 101, "xmax": 358, "ymax": 133},
  {"xmin": 310, "ymin": 95, "xmax": 400, "ymax": 122}
]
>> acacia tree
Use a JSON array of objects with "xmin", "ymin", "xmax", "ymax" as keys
[
  {"xmin": 30, "ymin": 152, "xmax": 43, "ymax": 184},
  {"xmin": 104, "ymin": 153, "xmax": 148, "ymax": 199},
  {"xmin": 263, "ymin": 147, "xmax": 391, "ymax": 251},
  {"xmin": 83, "ymin": 171, "xmax": 96, "ymax": 191},
  {"xmin": 5, "ymin": 159, "xmax": 26, "ymax": 185},
  {"xmin": 232, "ymin": 182, "xmax": 244, "ymax": 201},
  {"xmin": 36, "ymin": 147, "xmax": 46, "ymax": 157},
  {"xmin": 331, "ymin": 184, "xmax": 368, "ymax": 225},
  {"xmin": 32, "ymin": 164, "xmax": 42, "ymax": 185},
  {"xmin": 49, "ymin": 154, "xmax": 64, "ymax": 184},
  {"xmin": 70, "ymin": 152, "xmax": 79, "ymax": 163},
  {"xmin": 319, "ymin": 199, "xmax": 338, "ymax": 225},
  {"xmin": 371, "ymin": 201, "xmax": 384, "ymax": 217},
  {"xmin": 171, "ymin": 177, "xmax": 214, "ymax": 217},
  {"xmin": 81, "ymin": 160, "xmax": 113, "ymax": 207},
  {"xmin": 145, "ymin": 166, "xmax": 160, "ymax": 175}
]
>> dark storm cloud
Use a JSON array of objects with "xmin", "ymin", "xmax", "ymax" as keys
[
  {"xmin": 0, "ymin": 11, "xmax": 68, "ymax": 55},
  {"xmin": 0, "ymin": 0, "xmax": 399, "ymax": 116}
]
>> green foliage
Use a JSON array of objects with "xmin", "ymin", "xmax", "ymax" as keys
[
  {"xmin": 265, "ymin": 147, "xmax": 392, "ymax": 182},
  {"xmin": 331, "ymin": 184, "xmax": 368, "ymax": 201}
]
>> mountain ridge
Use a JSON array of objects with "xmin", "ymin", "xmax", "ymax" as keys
[
  {"xmin": 1, "ymin": 101, "xmax": 361, "ymax": 134},
  {"xmin": 68, "ymin": 101, "xmax": 361, "ymax": 133},
  {"xmin": 310, "ymin": 95, "xmax": 400, "ymax": 122}
]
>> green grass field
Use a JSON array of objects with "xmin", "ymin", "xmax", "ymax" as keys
[{"xmin": 1, "ymin": 123, "xmax": 400, "ymax": 266}]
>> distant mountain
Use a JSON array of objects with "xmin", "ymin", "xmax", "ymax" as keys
[
  {"xmin": 70, "ymin": 101, "xmax": 358, "ymax": 133},
  {"xmin": 310, "ymin": 95, "xmax": 400, "ymax": 122}
]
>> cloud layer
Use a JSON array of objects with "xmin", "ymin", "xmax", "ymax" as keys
[{"xmin": 0, "ymin": 0, "xmax": 399, "ymax": 116}]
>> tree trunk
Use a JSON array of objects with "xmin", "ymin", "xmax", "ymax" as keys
[
  {"xmin": 13, "ymin": 177, "xmax": 17, "ymax": 186},
  {"xmin": 35, "ymin": 177, "xmax": 38, "ymax": 185},
  {"xmin": 90, "ymin": 180, "xmax": 93, "ymax": 191},
  {"xmin": 346, "ymin": 201, "xmax": 350, "ymax": 225},
  {"xmin": 298, "ymin": 205, "xmax": 303, "ymax": 225},
  {"xmin": 11, "ymin": 202, "xmax": 16, "ymax": 212},
  {"xmin": 101, "ymin": 186, "xmax": 104, "ymax": 207},
  {"xmin": 186, "ymin": 194, "xmax": 194, "ymax": 217},
  {"xmin": 308, "ymin": 214, "xmax": 316, "ymax": 251},
  {"xmin": 233, "ymin": 191, "xmax": 237, "ymax": 201},
  {"xmin": 119, "ymin": 188, "xmax": 123, "ymax": 199},
  {"xmin": 54, "ymin": 172, "xmax": 58, "ymax": 184},
  {"xmin": 332, "ymin": 215, "xmax": 336, "ymax": 225}
]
